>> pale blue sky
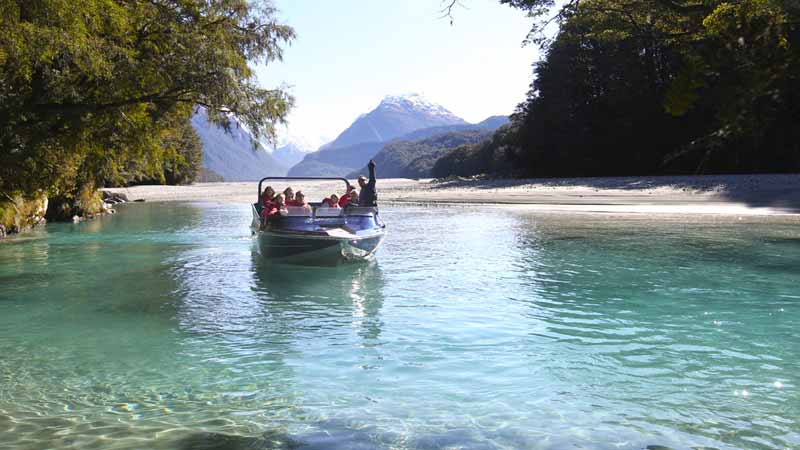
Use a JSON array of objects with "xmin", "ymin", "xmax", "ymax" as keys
[{"xmin": 255, "ymin": 0, "xmax": 538, "ymax": 143}]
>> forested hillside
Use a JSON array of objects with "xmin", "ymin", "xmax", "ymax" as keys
[
  {"xmin": 441, "ymin": 0, "xmax": 800, "ymax": 178},
  {"xmin": 191, "ymin": 108, "xmax": 288, "ymax": 181},
  {"xmin": 0, "ymin": 0, "xmax": 293, "ymax": 222},
  {"xmin": 351, "ymin": 130, "xmax": 492, "ymax": 179}
]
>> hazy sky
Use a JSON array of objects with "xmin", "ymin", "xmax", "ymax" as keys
[{"xmin": 255, "ymin": 1, "xmax": 537, "ymax": 144}]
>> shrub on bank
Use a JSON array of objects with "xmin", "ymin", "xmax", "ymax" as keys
[{"xmin": 0, "ymin": 192, "xmax": 48, "ymax": 237}]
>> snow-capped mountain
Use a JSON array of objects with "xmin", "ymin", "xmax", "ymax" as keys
[
  {"xmin": 380, "ymin": 93, "xmax": 463, "ymax": 120},
  {"xmin": 191, "ymin": 107, "xmax": 288, "ymax": 181},
  {"xmin": 323, "ymin": 93, "xmax": 467, "ymax": 150},
  {"xmin": 289, "ymin": 94, "xmax": 468, "ymax": 176}
]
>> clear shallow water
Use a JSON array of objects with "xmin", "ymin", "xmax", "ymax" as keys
[{"xmin": 0, "ymin": 202, "xmax": 798, "ymax": 450}]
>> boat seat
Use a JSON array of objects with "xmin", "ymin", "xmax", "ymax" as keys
[
  {"xmin": 315, "ymin": 207, "xmax": 343, "ymax": 217},
  {"xmin": 285, "ymin": 206, "xmax": 312, "ymax": 217}
]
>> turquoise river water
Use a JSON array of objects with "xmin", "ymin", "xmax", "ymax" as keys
[{"xmin": 0, "ymin": 202, "xmax": 798, "ymax": 450}]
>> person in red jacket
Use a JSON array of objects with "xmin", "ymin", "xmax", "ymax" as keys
[
  {"xmin": 261, "ymin": 186, "xmax": 276, "ymax": 207},
  {"xmin": 346, "ymin": 190, "xmax": 358, "ymax": 206},
  {"xmin": 294, "ymin": 191, "xmax": 312, "ymax": 212},
  {"xmin": 283, "ymin": 187, "xmax": 299, "ymax": 206},
  {"xmin": 338, "ymin": 185, "xmax": 356, "ymax": 207},
  {"xmin": 260, "ymin": 194, "xmax": 286, "ymax": 228}
]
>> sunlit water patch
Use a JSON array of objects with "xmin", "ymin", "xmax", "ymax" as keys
[{"xmin": 0, "ymin": 202, "xmax": 798, "ymax": 449}]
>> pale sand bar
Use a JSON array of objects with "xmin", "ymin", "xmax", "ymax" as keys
[{"xmin": 105, "ymin": 173, "xmax": 800, "ymax": 216}]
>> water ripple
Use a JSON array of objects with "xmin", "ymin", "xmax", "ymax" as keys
[{"xmin": 0, "ymin": 204, "xmax": 798, "ymax": 449}]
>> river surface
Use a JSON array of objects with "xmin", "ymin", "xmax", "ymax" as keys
[{"xmin": 0, "ymin": 202, "xmax": 798, "ymax": 450}]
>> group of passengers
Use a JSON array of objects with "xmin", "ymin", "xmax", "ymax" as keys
[
  {"xmin": 259, "ymin": 160, "xmax": 378, "ymax": 224},
  {"xmin": 259, "ymin": 186, "xmax": 310, "ymax": 220},
  {"xmin": 260, "ymin": 185, "xmax": 356, "ymax": 219}
]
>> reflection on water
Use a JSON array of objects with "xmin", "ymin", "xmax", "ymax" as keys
[{"xmin": 0, "ymin": 202, "xmax": 798, "ymax": 449}]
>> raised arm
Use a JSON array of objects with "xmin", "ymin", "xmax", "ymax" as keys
[{"xmin": 368, "ymin": 159, "xmax": 376, "ymax": 187}]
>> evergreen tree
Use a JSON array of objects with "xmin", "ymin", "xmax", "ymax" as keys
[{"xmin": 437, "ymin": 0, "xmax": 800, "ymax": 177}]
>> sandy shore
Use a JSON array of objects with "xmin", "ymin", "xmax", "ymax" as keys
[{"xmin": 104, "ymin": 173, "xmax": 800, "ymax": 216}]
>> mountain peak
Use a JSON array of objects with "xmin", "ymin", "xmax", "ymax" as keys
[
  {"xmin": 377, "ymin": 93, "xmax": 460, "ymax": 120},
  {"xmin": 380, "ymin": 92, "xmax": 426, "ymax": 103},
  {"xmin": 291, "ymin": 93, "xmax": 468, "ymax": 165}
]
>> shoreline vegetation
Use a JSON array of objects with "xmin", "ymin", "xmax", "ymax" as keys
[
  {"xmin": 103, "ymin": 173, "xmax": 800, "ymax": 217},
  {"xmin": 1, "ymin": 1, "xmax": 293, "ymax": 237}
]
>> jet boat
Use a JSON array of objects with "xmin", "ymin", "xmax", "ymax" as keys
[{"xmin": 251, "ymin": 177, "xmax": 386, "ymax": 264}]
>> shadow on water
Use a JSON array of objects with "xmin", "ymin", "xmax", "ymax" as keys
[
  {"xmin": 176, "ymin": 430, "xmax": 303, "ymax": 450},
  {"xmin": 175, "ymin": 426, "xmax": 686, "ymax": 450}
]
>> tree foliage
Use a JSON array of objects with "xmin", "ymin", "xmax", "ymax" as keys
[
  {"xmin": 0, "ymin": 0, "xmax": 294, "ymax": 197},
  {"xmin": 444, "ymin": 0, "xmax": 800, "ymax": 177}
]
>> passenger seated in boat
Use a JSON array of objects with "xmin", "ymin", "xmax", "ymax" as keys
[
  {"xmin": 260, "ymin": 193, "xmax": 287, "ymax": 227},
  {"xmin": 347, "ymin": 190, "xmax": 358, "ymax": 206},
  {"xmin": 338, "ymin": 185, "xmax": 356, "ymax": 207},
  {"xmin": 261, "ymin": 186, "xmax": 276, "ymax": 207},
  {"xmin": 328, "ymin": 194, "xmax": 341, "ymax": 208},
  {"xmin": 283, "ymin": 187, "xmax": 298, "ymax": 206},
  {"xmin": 294, "ymin": 191, "xmax": 311, "ymax": 211}
]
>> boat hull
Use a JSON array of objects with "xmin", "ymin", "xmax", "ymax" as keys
[{"xmin": 256, "ymin": 231, "xmax": 385, "ymax": 265}]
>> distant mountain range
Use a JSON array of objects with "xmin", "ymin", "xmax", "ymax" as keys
[
  {"xmin": 270, "ymin": 133, "xmax": 329, "ymax": 168},
  {"xmin": 191, "ymin": 107, "xmax": 288, "ymax": 181},
  {"xmin": 190, "ymin": 95, "xmax": 508, "ymax": 182},
  {"xmin": 348, "ymin": 128, "xmax": 497, "ymax": 179},
  {"xmin": 289, "ymin": 94, "xmax": 508, "ymax": 177}
]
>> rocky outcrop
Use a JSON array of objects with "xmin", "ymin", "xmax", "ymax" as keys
[
  {"xmin": 46, "ymin": 184, "xmax": 107, "ymax": 223},
  {"xmin": 0, "ymin": 185, "xmax": 128, "ymax": 239},
  {"xmin": 0, "ymin": 192, "xmax": 48, "ymax": 238},
  {"xmin": 102, "ymin": 191, "xmax": 129, "ymax": 204}
]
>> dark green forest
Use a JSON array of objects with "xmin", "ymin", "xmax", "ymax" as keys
[
  {"xmin": 438, "ymin": 0, "xmax": 800, "ymax": 177},
  {"xmin": 0, "ymin": 0, "xmax": 292, "ymax": 221}
]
